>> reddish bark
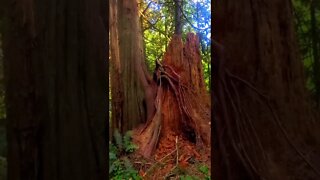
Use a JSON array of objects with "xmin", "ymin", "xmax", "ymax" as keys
[{"xmin": 134, "ymin": 33, "xmax": 211, "ymax": 159}]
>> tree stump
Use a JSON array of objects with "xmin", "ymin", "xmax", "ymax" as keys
[{"xmin": 134, "ymin": 33, "xmax": 211, "ymax": 160}]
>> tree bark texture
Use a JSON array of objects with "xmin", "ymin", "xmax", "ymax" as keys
[
  {"xmin": 109, "ymin": 0, "xmax": 150, "ymax": 134},
  {"xmin": 213, "ymin": 0, "xmax": 320, "ymax": 179},
  {"xmin": 2, "ymin": 0, "xmax": 108, "ymax": 179},
  {"xmin": 135, "ymin": 33, "xmax": 211, "ymax": 159},
  {"xmin": 174, "ymin": 0, "xmax": 183, "ymax": 35},
  {"xmin": 109, "ymin": 0, "xmax": 124, "ymax": 137}
]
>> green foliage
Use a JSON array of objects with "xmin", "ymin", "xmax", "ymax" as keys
[
  {"xmin": 180, "ymin": 175, "xmax": 199, "ymax": 180},
  {"xmin": 292, "ymin": 0, "xmax": 320, "ymax": 98},
  {"xmin": 109, "ymin": 130, "xmax": 141, "ymax": 180},
  {"xmin": 112, "ymin": 130, "xmax": 138, "ymax": 155},
  {"xmin": 123, "ymin": 131, "xmax": 138, "ymax": 153},
  {"xmin": 168, "ymin": 163, "xmax": 210, "ymax": 180},
  {"xmin": 113, "ymin": 130, "xmax": 123, "ymax": 151},
  {"xmin": 198, "ymin": 164, "xmax": 210, "ymax": 180},
  {"xmin": 140, "ymin": 0, "xmax": 211, "ymax": 91},
  {"xmin": 109, "ymin": 158, "xmax": 141, "ymax": 180}
]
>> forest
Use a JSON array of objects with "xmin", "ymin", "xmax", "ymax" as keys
[{"xmin": 0, "ymin": 0, "xmax": 319, "ymax": 180}]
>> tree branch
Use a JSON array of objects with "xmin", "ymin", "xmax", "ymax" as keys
[{"xmin": 140, "ymin": 12, "xmax": 170, "ymax": 38}]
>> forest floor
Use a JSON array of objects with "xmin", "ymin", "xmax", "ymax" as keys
[{"xmin": 130, "ymin": 130, "xmax": 211, "ymax": 179}]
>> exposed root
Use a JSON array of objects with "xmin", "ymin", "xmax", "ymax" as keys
[{"xmin": 131, "ymin": 134, "xmax": 211, "ymax": 179}]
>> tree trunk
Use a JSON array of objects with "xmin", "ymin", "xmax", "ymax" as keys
[
  {"xmin": 174, "ymin": 0, "xmax": 183, "ymax": 35},
  {"xmin": 2, "ymin": 0, "xmax": 108, "ymax": 179},
  {"xmin": 214, "ymin": 0, "xmax": 320, "ymax": 179},
  {"xmin": 109, "ymin": 0, "xmax": 124, "ymax": 137},
  {"xmin": 135, "ymin": 33, "xmax": 211, "ymax": 160},
  {"xmin": 109, "ymin": 0, "xmax": 150, "ymax": 134}
]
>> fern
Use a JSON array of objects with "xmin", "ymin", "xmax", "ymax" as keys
[
  {"xmin": 125, "ymin": 131, "xmax": 139, "ymax": 153},
  {"xmin": 109, "ymin": 130, "xmax": 141, "ymax": 180},
  {"xmin": 123, "ymin": 131, "xmax": 132, "ymax": 147},
  {"xmin": 113, "ymin": 129, "xmax": 123, "ymax": 150},
  {"xmin": 123, "ymin": 157, "xmax": 133, "ymax": 169},
  {"xmin": 198, "ymin": 165, "xmax": 210, "ymax": 180}
]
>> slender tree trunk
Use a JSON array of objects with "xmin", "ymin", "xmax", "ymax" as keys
[
  {"xmin": 109, "ymin": 0, "xmax": 124, "ymax": 137},
  {"xmin": 174, "ymin": 0, "xmax": 183, "ymax": 35},
  {"xmin": 140, "ymin": 0, "xmax": 150, "ymax": 72},
  {"xmin": 214, "ymin": 0, "xmax": 320, "ymax": 179},
  {"xmin": 2, "ymin": 0, "xmax": 108, "ymax": 179}
]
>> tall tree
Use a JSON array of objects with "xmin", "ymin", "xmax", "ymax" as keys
[
  {"xmin": 174, "ymin": 0, "xmax": 183, "ymax": 35},
  {"xmin": 214, "ymin": 0, "xmax": 320, "ymax": 179},
  {"xmin": 109, "ymin": 0, "xmax": 152, "ymax": 134},
  {"xmin": 1, "ymin": 0, "xmax": 108, "ymax": 179},
  {"xmin": 109, "ymin": 0, "xmax": 124, "ymax": 136}
]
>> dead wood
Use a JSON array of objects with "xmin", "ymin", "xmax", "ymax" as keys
[{"xmin": 134, "ymin": 33, "xmax": 211, "ymax": 159}]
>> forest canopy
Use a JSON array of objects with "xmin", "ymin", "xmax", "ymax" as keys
[
  {"xmin": 293, "ymin": 0, "xmax": 320, "ymax": 106},
  {"xmin": 140, "ymin": 0, "xmax": 211, "ymax": 90}
]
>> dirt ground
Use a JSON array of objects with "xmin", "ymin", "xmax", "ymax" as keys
[{"xmin": 131, "ymin": 129, "xmax": 211, "ymax": 179}]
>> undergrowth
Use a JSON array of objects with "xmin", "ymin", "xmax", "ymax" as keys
[
  {"xmin": 179, "ymin": 165, "xmax": 210, "ymax": 180},
  {"xmin": 109, "ymin": 129, "xmax": 211, "ymax": 180},
  {"xmin": 165, "ymin": 163, "xmax": 210, "ymax": 180},
  {"xmin": 109, "ymin": 130, "xmax": 141, "ymax": 180}
]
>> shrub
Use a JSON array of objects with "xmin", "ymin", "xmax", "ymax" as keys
[{"xmin": 109, "ymin": 130, "xmax": 141, "ymax": 180}]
